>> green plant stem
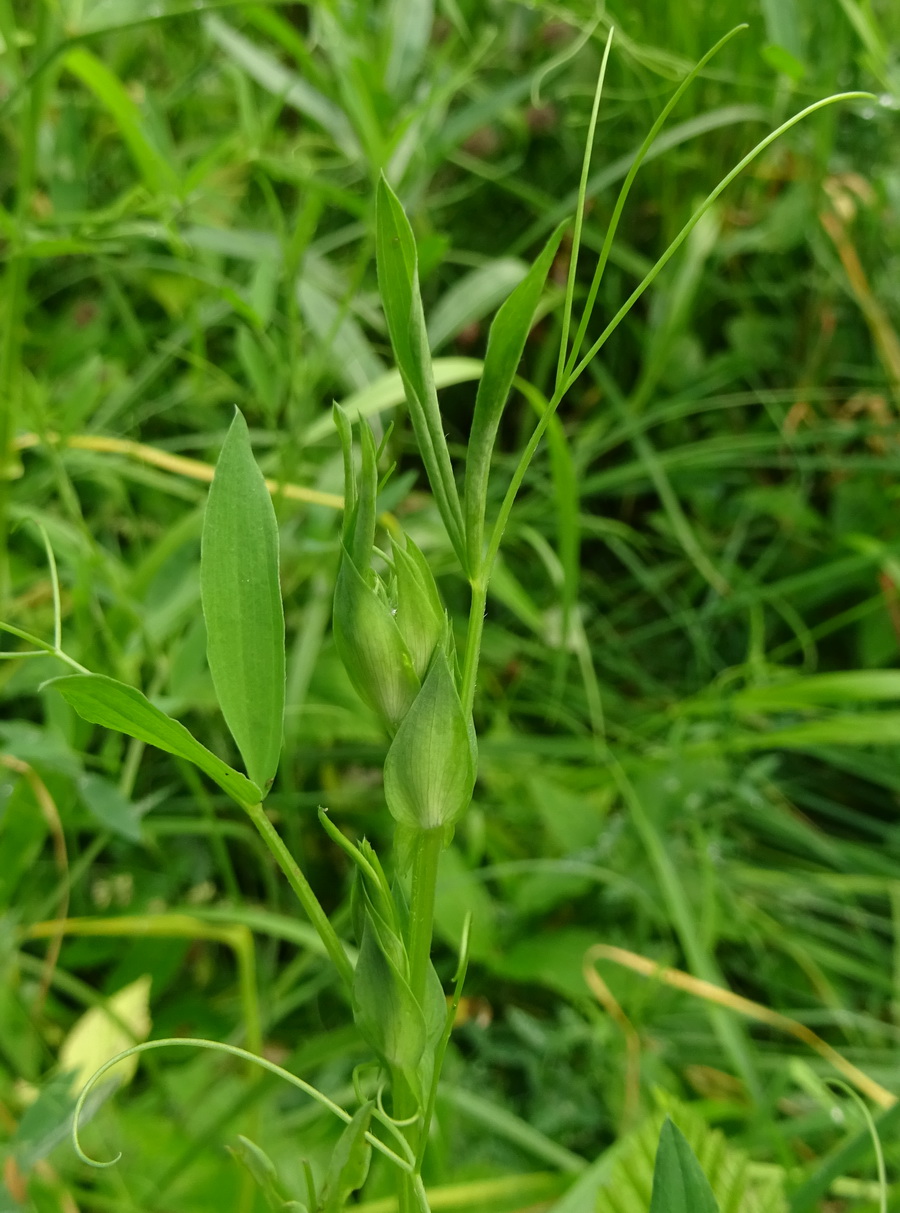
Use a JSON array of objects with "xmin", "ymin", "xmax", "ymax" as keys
[
  {"xmin": 407, "ymin": 827, "xmax": 444, "ymax": 1010},
  {"xmin": 243, "ymin": 801, "xmax": 355, "ymax": 993},
  {"xmin": 460, "ymin": 578, "xmax": 487, "ymax": 719},
  {"xmin": 396, "ymin": 827, "xmax": 445, "ymax": 1213}
]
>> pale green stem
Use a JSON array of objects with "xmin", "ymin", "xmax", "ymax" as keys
[
  {"xmin": 407, "ymin": 827, "xmax": 444, "ymax": 1011},
  {"xmin": 243, "ymin": 801, "xmax": 355, "ymax": 993},
  {"xmin": 460, "ymin": 578, "xmax": 487, "ymax": 720},
  {"xmin": 395, "ymin": 827, "xmax": 445, "ymax": 1213}
]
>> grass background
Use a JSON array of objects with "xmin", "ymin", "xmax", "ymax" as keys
[{"xmin": 2, "ymin": 0, "xmax": 900, "ymax": 1209}]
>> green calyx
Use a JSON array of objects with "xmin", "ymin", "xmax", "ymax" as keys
[{"xmin": 333, "ymin": 410, "xmax": 445, "ymax": 735}]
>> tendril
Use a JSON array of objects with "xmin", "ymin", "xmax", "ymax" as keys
[{"xmin": 72, "ymin": 1038, "xmax": 413, "ymax": 1173}]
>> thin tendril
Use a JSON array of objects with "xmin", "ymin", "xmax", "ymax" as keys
[
  {"xmin": 35, "ymin": 522, "xmax": 62, "ymax": 650},
  {"xmin": 72, "ymin": 1039, "xmax": 413, "ymax": 1173}
]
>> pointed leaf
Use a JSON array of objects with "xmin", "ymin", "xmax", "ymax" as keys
[
  {"xmin": 201, "ymin": 409, "xmax": 285, "ymax": 793},
  {"xmin": 228, "ymin": 1136, "xmax": 294, "ymax": 1211},
  {"xmin": 464, "ymin": 223, "xmax": 566, "ymax": 570},
  {"xmin": 375, "ymin": 176, "xmax": 466, "ymax": 564},
  {"xmin": 320, "ymin": 1101, "xmax": 374, "ymax": 1213},
  {"xmin": 649, "ymin": 1118, "xmax": 720, "ymax": 1213},
  {"xmin": 49, "ymin": 673, "xmax": 261, "ymax": 806}
]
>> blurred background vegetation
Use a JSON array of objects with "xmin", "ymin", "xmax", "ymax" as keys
[{"xmin": 2, "ymin": 1, "xmax": 900, "ymax": 1210}]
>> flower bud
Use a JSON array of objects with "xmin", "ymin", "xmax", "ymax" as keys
[
  {"xmin": 352, "ymin": 912, "xmax": 426, "ymax": 1077},
  {"xmin": 333, "ymin": 553, "xmax": 420, "ymax": 732},
  {"xmin": 333, "ymin": 414, "xmax": 446, "ymax": 734},
  {"xmin": 383, "ymin": 643, "xmax": 476, "ymax": 832},
  {"xmin": 392, "ymin": 535, "xmax": 445, "ymax": 680}
]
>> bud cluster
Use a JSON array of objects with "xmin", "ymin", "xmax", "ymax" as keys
[{"xmin": 332, "ymin": 409, "xmax": 476, "ymax": 835}]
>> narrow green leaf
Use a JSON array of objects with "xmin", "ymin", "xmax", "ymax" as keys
[
  {"xmin": 305, "ymin": 358, "xmax": 484, "ymax": 444},
  {"xmin": 734, "ymin": 670, "xmax": 900, "ymax": 711},
  {"xmin": 649, "ymin": 1119, "xmax": 720, "ymax": 1213},
  {"xmin": 320, "ymin": 1101, "xmax": 374, "ymax": 1213},
  {"xmin": 427, "ymin": 259, "xmax": 528, "ymax": 352},
  {"xmin": 734, "ymin": 713, "xmax": 900, "ymax": 748},
  {"xmin": 464, "ymin": 224, "xmax": 566, "ymax": 572},
  {"xmin": 201, "ymin": 409, "xmax": 286, "ymax": 793},
  {"xmin": 63, "ymin": 47, "xmax": 179, "ymax": 197},
  {"xmin": 384, "ymin": 0, "xmax": 432, "ymax": 95},
  {"xmin": 204, "ymin": 15, "xmax": 359, "ymax": 157},
  {"xmin": 375, "ymin": 176, "xmax": 466, "ymax": 565},
  {"xmin": 48, "ymin": 674, "xmax": 261, "ymax": 806}
]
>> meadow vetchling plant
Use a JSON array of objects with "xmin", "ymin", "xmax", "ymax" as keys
[{"xmin": 0, "ymin": 25, "xmax": 870, "ymax": 1213}]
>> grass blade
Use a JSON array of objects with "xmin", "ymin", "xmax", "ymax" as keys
[{"xmin": 63, "ymin": 46, "xmax": 179, "ymax": 197}]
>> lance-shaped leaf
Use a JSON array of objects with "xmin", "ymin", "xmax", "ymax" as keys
[
  {"xmin": 376, "ymin": 176, "xmax": 466, "ymax": 566},
  {"xmin": 383, "ymin": 647, "xmax": 476, "ymax": 831},
  {"xmin": 49, "ymin": 674, "xmax": 261, "ymax": 806},
  {"xmin": 649, "ymin": 1118, "xmax": 720, "ymax": 1213},
  {"xmin": 201, "ymin": 409, "xmax": 285, "ymax": 793},
  {"xmin": 320, "ymin": 1101, "xmax": 375, "ymax": 1213},
  {"xmin": 464, "ymin": 223, "xmax": 566, "ymax": 573}
]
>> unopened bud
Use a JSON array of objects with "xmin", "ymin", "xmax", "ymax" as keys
[
  {"xmin": 383, "ymin": 644, "xmax": 476, "ymax": 831},
  {"xmin": 333, "ymin": 553, "xmax": 419, "ymax": 732},
  {"xmin": 392, "ymin": 535, "xmax": 444, "ymax": 679}
]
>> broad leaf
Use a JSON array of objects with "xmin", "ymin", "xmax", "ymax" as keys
[
  {"xmin": 649, "ymin": 1118, "xmax": 720, "ymax": 1213},
  {"xmin": 464, "ymin": 223, "xmax": 565, "ymax": 572},
  {"xmin": 201, "ymin": 409, "xmax": 285, "ymax": 793},
  {"xmin": 49, "ymin": 673, "xmax": 261, "ymax": 806}
]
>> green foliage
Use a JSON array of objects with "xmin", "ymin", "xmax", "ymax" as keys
[
  {"xmin": 49, "ymin": 673, "xmax": 260, "ymax": 805},
  {"xmin": 1, "ymin": 1, "xmax": 899, "ymax": 1211},
  {"xmin": 200, "ymin": 408, "xmax": 286, "ymax": 793},
  {"xmin": 464, "ymin": 223, "xmax": 567, "ymax": 573},
  {"xmin": 649, "ymin": 1119, "xmax": 719, "ymax": 1213},
  {"xmin": 600, "ymin": 1105, "xmax": 787, "ymax": 1213},
  {"xmin": 375, "ymin": 175, "xmax": 467, "ymax": 567}
]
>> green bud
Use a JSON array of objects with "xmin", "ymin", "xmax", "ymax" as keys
[
  {"xmin": 333, "ymin": 551, "xmax": 420, "ymax": 732},
  {"xmin": 392, "ymin": 535, "xmax": 445, "ymax": 679},
  {"xmin": 383, "ymin": 645, "xmax": 476, "ymax": 831},
  {"xmin": 352, "ymin": 913, "xmax": 426, "ymax": 1079}
]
